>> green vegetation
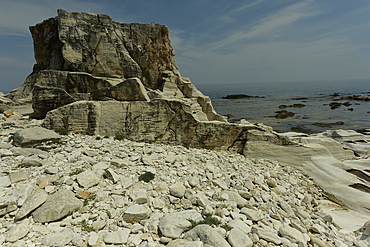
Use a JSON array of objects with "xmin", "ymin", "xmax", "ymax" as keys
[
  {"xmin": 55, "ymin": 128, "xmax": 69, "ymax": 135},
  {"xmin": 114, "ymin": 134, "xmax": 124, "ymax": 141},
  {"xmin": 188, "ymin": 215, "xmax": 232, "ymax": 231},
  {"xmin": 138, "ymin": 171, "xmax": 155, "ymax": 183},
  {"xmin": 83, "ymin": 195, "xmax": 96, "ymax": 207},
  {"xmin": 36, "ymin": 146, "xmax": 51, "ymax": 152},
  {"xmin": 66, "ymin": 207, "xmax": 80, "ymax": 217},
  {"xmin": 69, "ymin": 168, "xmax": 84, "ymax": 176},
  {"xmin": 79, "ymin": 219, "xmax": 94, "ymax": 232},
  {"xmin": 95, "ymin": 136, "xmax": 101, "ymax": 140}
]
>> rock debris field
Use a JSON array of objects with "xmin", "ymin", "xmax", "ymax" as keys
[{"xmin": 1, "ymin": 116, "xmax": 370, "ymax": 247}]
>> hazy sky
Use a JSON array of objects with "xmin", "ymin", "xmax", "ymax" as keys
[{"xmin": 1, "ymin": 0, "xmax": 370, "ymax": 93}]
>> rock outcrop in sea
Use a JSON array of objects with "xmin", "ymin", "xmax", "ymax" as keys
[{"xmin": 1, "ymin": 9, "xmax": 370, "ymax": 246}]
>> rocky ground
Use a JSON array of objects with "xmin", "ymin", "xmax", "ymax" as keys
[
  {"xmin": 0, "ymin": 112, "xmax": 370, "ymax": 247},
  {"xmin": 0, "ymin": 112, "xmax": 368, "ymax": 247}
]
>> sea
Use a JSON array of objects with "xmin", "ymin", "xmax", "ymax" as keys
[{"xmin": 195, "ymin": 79, "xmax": 370, "ymax": 133}]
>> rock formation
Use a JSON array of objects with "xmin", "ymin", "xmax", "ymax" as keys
[
  {"xmin": 6, "ymin": 8, "xmax": 285, "ymax": 152},
  {"xmin": 5, "ymin": 9, "xmax": 370, "ymax": 223},
  {"xmin": 7, "ymin": 9, "xmax": 223, "ymax": 124}
]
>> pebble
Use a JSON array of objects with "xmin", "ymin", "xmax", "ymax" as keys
[{"xmin": 0, "ymin": 116, "xmax": 366, "ymax": 246}]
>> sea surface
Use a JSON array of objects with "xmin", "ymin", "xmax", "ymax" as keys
[{"xmin": 196, "ymin": 80, "xmax": 370, "ymax": 133}]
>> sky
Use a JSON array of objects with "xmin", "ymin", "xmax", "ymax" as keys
[{"xmin": 1, "ymin": 0, "xmax": 370, "ymax": 93}]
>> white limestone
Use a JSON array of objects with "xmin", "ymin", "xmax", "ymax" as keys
[{"xmin": 0, "ymin": 116, "xmax": 369, "ymax": 246}]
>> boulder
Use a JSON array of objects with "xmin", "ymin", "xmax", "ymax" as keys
[
  {"xmin": 13, "ymin": 127, "xmax": 61, "ymax": 147},
  {"xmin": 76, "ymin": 170, "xmax": 99, "ymax": 188},
  {"xmin": 15, "ymin": 185, "xmax": 48, "ymax": 220},
  {"xmin": 5, "ymin": 221, "xmax": 29, "ymax": 243},
  {"xmin": 158, "ymin": 216, "xmax": 191, "ymax": 238},
  {"xmin": 41, "ymin": 229, "xmax": 75, "ymax": 247},
  {"xmin": 91, "ymin": 77, "xmax": 150, "ymax": 101},
  {"xmin": 122, "ymin": 204, "xmax": 150, "ymax": 223},
  {"xmin": 183, "ymin": 225, "xmax": 231, "ymax": 247},
  {"xmin": 0, "ymin": 195, "xmax": 18, "ymax": 216},
  {"xmin": 104, "ymin": 229, "xmax": 130, "ymax": 244},
  {"xmin": 228, "ymin": 228, "xmax": 253, "ymax": 247},
  {"xmin": 42, "ymin": 99, "xmax": 288, "ymax": 151},
  {"xmin": 32, "ymin": 190, "xmax": 82, "ymax": 223}
]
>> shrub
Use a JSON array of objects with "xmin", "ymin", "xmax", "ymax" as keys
[
  {"xmin": 69, "ymin": 168, "xmax": 84, "ymax": 176},
  {"xmin": 188, "ymin": 215, "xmax": 231, "ymax": 231},
  {"xmin": 83, "ymin": 195, "xmax": 96, "ymax": 207},
  {"xmin": 55, "ymin": 128, "xmax": 69, "ymax": 135},
  {"xmin": 114, "ymin": 134, "xmax": 124, "ymax": 141},
  {"xmin": 79, "ymin": 219, "xmax": 94, "ymax": 232},
  {"xmin": 138, "ymin": 171, "xmax": 155, "ymax": 183}
]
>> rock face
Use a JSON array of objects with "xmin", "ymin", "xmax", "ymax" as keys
[
  {"xmin": 7, "ymin": 9, "xmax": 223, "ymax": 125},
  {"xmin": 41, "ymin": 99, "xmax": 290, "ymax": 151},
  {"xmin": 5, "ymin": 9, "xmax": 295, "ymax": 153}
]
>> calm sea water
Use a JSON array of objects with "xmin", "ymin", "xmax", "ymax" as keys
[{"xmin": 195, "ymin": 80, "xmax": 370, "ymax": 133}]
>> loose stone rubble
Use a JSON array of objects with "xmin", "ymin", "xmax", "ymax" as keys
[{"xmin": 1, "ymin": 113, "xmax": 370, "ymax": 247}]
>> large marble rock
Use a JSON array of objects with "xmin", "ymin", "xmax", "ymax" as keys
[
  {"xmin": 7, "ymin": 9, "xmax": 224, "ymax": 124},
  {"xmin": 13, "ymin": 127, "xmax": 61, "ymax": 147},
  {"xmin": 42, "ymin": 99, "xmax": 290, "ymax": 151},
  {"xmin": 32, "ymin": 190, "xmax": 82, "ymax": 223}
]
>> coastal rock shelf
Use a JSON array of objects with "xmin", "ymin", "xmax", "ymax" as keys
[{"xmin": 0, "ymin": 116, "xmax": 369, "ymax": 246}]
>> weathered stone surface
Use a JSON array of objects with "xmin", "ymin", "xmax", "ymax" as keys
[
  {"xmin": 42, "ymin": 99, "xmax": 287, "ymax": 151},
  {"xmin": 13, "ymin": 127, "xmax": 61, "ymax": 146},
  {"xmin": 10, "ymin": 171, "xmax": 28, "ymax": 183},
  {"xmin": 5, "ymin": 221, "xmax": 29, "ymax": 243},
  {"xmin": 227, "ymin": 219, "xmax": 251, "ymax": 234},
  {"xmin": 0, "ymin": 176, "xmax": 11, "ymax": 187},
  {"xmin": 240, "ymin": 207, "xmax": 263, "ymax": 221},
  {"xmin": 0, "ymin": 195, "xmax": 18, "ymax": 216},
  {"xmin": 279, "ymin": 225, "xmax": 309, "ymax": 244},
  {"xmin": 158, "ymin": 216, "xmax": 191, "ymax": 238},
  {"xmin": 225, "ymin": 191, "xmax": 249, "ymax": 208},
  {"xmin": 76, "ymin": 170, "xmax": 99, "ymax": 188},
  {"xmin": 41, "ymin": 228, "xmax": 74, "ymax": 247},
  {"xmin": 15, "ymin": 185, "xmax": 48, "ymax": 220},
  {"xmin": 252, "ymin": 226, "xmax": 281, "ymax": 245},
  {"xmin": 130, "ymin": 190, "xmax": 148, "ymax": 204},
  {"xmin": 122, "ymin": 204, "xmax": 150, "ymax": 223},
  {"xmin": 228, "ymin": 228, "xmax": 253, "ymax": 247},
  {"xmin": 32, "ymin": 190, "xmax": 82, "ymax": 223},
  {"xmin": 169, "ymin": 183, "xmax": 186, "ymax": 198},
  {"xmin": 104, "ymin": 229, "xmax": 130, "ymax": 244},
  {"xmin": 31, "ymin": 84, "xmax": 76, "ymax": 119},
  {"xmin": 183, "ymin": 225, "xmax": 231, "ymax": 247},
  {"xmin": 91, "ymin": 77, "xmax": 150, "ymax": 101},
  {"xmin": 0, "ymin": 116, "xmax": 367, "ymax": 246},
  {"xmin": 3, "ymin": 110, "xmax": 22, "ymax": 118}
]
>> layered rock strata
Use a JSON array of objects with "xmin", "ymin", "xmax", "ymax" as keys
[{"xmin": 7, "ymin": 9, "xmax": 223, "ymax": 125}]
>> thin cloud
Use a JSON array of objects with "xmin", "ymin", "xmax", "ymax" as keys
[
  {"xmin": 0, "ymin": 56, "xmax": 32, "ymax": 68},
  {"xmin": 0, "ymin": 0, "xmax": 104, "ymax": 36},
  {"xmin": 220, "ymin": 0, "xmax": 265, "ymax": 24},
  {"xmin": 211, "ymin": 0, "xmax": 320, "ymax": 51}
]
